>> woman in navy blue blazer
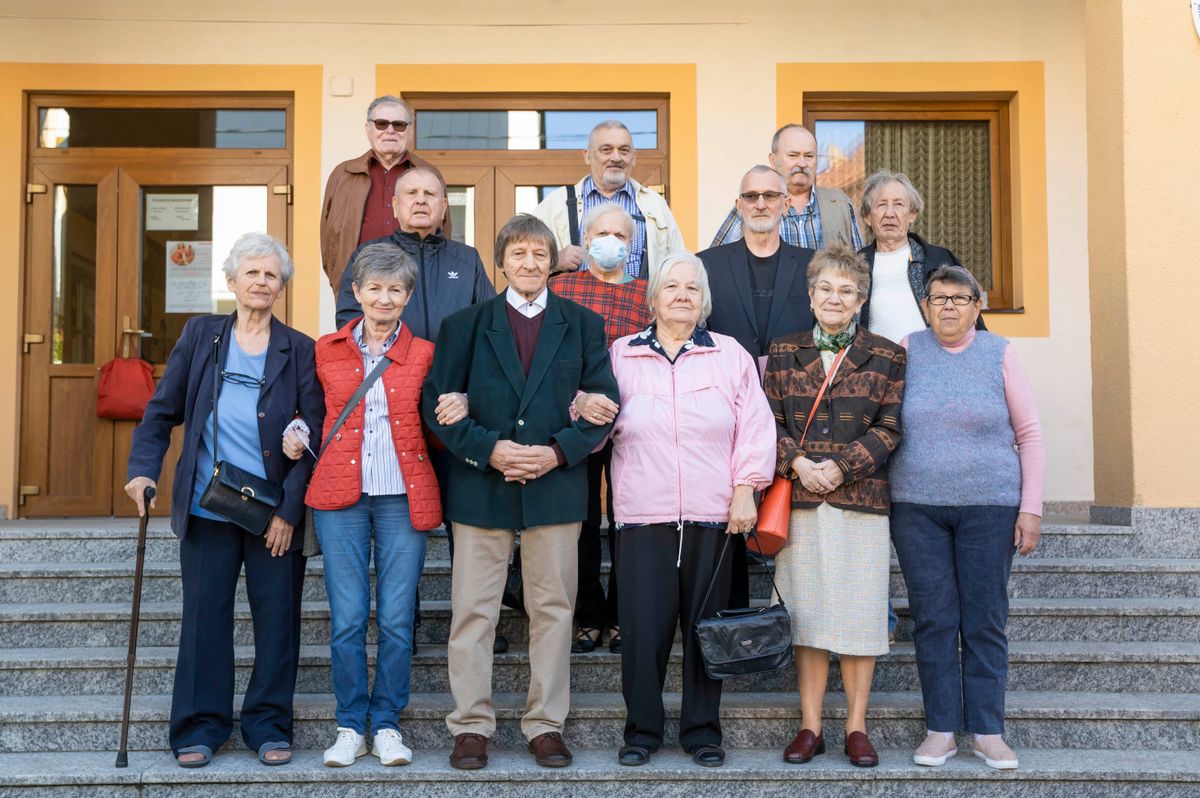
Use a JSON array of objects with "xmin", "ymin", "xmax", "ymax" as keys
[{"xmin": 125, "ymin": 232, "xmax": 324, "ymax": 768}]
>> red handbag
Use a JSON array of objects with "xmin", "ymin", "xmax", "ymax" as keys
[
  {"xmin": 97, "ymin": 332, "xmax": 156, "ymax": 420},
  {"xmin": 750, "ymin": 348, "xmax": 849, "ymax": 556}
]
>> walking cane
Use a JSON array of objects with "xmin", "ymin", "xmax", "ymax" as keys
[{"xmin": 115, "ymin": 485, "xmax": 155, "ymax": 768}]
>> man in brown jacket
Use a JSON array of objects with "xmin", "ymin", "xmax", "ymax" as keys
[{"xmin": 320, "ymin": 95, "xmax": 452, "ymax": 292}]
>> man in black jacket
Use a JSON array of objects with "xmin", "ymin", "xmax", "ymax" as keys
[{"xmin": 335, "ymin": 167, "xmax": 494, "ymax": 340}]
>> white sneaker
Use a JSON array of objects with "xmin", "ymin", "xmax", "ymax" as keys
[
  {"xmin": 372, "ymin": 728, "xmax": 413, "ymax": 766},
  {"xmin": 913, "ymin": 732, "xmax": 957, "ymax": 766},
  {"xmin": 973, "ymin": 735, "xmax": 1018, "ymax": 769},
  {"xmin": 323, "ymin": 727, "xmax": 367, "ymax": 767}
]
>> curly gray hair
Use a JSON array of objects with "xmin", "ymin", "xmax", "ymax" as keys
[{"xmin": 221, "ymin": 232, "xmax": 294, "ymax": 284}]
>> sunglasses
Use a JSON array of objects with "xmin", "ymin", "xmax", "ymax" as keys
[
  {"xmin": 369, "ymin": 118, "xmax": 410, "ymax": 132},
  {"xmin": 738, "ymin": 190, "xmax": 786, "ymax": 204}
]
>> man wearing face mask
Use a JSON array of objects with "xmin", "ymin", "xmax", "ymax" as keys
[
  {"xmin": 534, "ymin": 120, "xmax": 685, "ymax": 278},
  {"xmin": 549, "ymin": 205, "xmax": 651, "ymax": 657},
  {"xmin": 710, "ymin": 125, "xmax": 862, "ymax": 250}
]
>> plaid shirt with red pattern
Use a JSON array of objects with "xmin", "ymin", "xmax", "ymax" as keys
[{"xmin": 549, "ymin": 272, "xmax": 652, "ymax": 348}]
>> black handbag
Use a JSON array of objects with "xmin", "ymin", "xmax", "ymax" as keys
[
  {"xmin": 501, "ymin": 537, "xmax": 526, "ymax": 616},
  {"xmin": 198, "ymin": 334, "xmax": 282, "ymax": 536},
  {"xmin": 694, "ymin": 530, "xmax": 795, "ymax": 680}
]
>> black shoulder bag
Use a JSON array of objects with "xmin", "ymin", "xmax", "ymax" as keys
[
  {"xmin": 694, "ymin": 529, "xmax": 795, "ymax": 680},
  {"xmin": 300, "ymin": 354, "xmax": 393, "ymax": 557},
  {"xmin": 198, "ymin": 335, "xmax": 283, "ymax": 535}
]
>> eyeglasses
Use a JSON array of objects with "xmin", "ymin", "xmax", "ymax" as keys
[
  {"xmin": 738, "ymin": 190, "xmax": 786, "ymax": 204},
  {"xmin": 369, "ymin": 118, "xmax": 410, "ymax": 132},
  {"xmin": 927, "ymin": 294, "xmax": 977, "ymax": 306},
  {"xmin": 813, "ymin": 285, "xmax": 860, "ymax": 301},
  {"xmin": 221, "ymin": 369, "xmax": 265, "ymax": 389}
]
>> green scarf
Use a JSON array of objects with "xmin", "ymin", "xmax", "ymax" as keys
[{"xmin": 813, "ymin": 321, "xmax": 856, "ymax": 353}]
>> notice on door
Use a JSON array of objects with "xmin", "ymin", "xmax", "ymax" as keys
[
  {"xmin": 165, "ymin": 241, "xmax": 213, "ymax": 313},
  {"xmin": 146, "ymin": 194, "xmax": 199, "ymax": 231}
]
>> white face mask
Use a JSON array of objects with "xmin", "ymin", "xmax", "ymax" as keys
[{"xmin": 587, "ymin": 235, "xmax": 628, "ymax": 271}]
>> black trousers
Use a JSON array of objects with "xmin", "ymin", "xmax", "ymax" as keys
[
  {"xmin": 618, "ymin": 523, "xmax": 731, "ymax": 751},
  {"xmin": 170, "ymin": 515, "xmax": 305, "ymax": 755},
  {"xmin": 575, "ymin": 441, "xmax": 619, "ymax": 630}
]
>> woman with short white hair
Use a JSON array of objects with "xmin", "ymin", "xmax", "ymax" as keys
[
  {"xmin": 125, "ymin": 232, "xmax": 324, "ymax": 768},
  {"xmin": 606, "ymin": 252, "xmax": 776, "ymax": 768}
]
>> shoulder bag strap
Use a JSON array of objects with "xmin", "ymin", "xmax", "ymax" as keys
[
  {"xmin": 314, "ymin": 354, "xmax": 393, "ymax": 462},
  {"xmin": 210, "ymin": 335, "xmax": 222, "ymax": 470},
  {"xmin": 565, "ymin": 184, "xmax": 581, "ymax": 247},
  {"xmin": 696, "ymin": 346, "xmax": 851, "ymax": 616}
]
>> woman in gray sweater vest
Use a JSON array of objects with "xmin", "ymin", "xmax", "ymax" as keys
[{"xmin": 889, "ymin": 265, "xmax": 1045, "ymax": 771}]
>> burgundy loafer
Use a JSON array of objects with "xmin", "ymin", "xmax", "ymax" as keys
[
  {"xmin": 844, "ymin": 730, "xmax": 879, "ymax": 768},
  {"xmin": 783, "ymin": 729, "xmax": 825, "ymax": 764}
]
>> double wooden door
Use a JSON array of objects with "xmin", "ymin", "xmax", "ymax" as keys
[{"xmin": 20, "ymin": 158, "xmax": 290, "ymax": 517}]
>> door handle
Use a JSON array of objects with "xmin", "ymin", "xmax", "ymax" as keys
[{"xmin": 22, "ymin": 333, "xmax": 44, "ymax": 354}]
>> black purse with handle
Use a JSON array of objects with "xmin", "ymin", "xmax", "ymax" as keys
[
  {"xmin": 198, "ymin": 334, "xmax": 282, "ymax": 535},
  {"xmin": 694, "ymin": 530, "xmax": 795, "ymax": 680}
]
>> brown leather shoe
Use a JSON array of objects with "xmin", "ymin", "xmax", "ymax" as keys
[
  {"xmin": 528, "ymin": 731, "xmax": 573, "ymax": 767},
  {"xmin": 449, "ymin": 733, "xmax": 488, "ymax": 770},
  {"xmin": 844, "ymin": 730, "xmax": 879, "ymax": 768},
  {"xmin": 783, "ymin": 729, "xmax": 825, "ymax": 764}
]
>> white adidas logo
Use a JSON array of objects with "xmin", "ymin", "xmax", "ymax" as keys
[{"xmin": 448, "ymin": 271, "xmax": 459, "ymax": 279}]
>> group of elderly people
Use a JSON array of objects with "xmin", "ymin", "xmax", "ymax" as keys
[{"xmin": 125, "ymin": 144, "xmax": 1043, "ymax": 774}]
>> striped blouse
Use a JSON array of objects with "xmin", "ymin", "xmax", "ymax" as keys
[{"xmin": 353, "ymin": 319, "xmax": 406, "ymax": 496}]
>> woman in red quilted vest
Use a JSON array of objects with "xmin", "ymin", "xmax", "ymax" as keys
[{"xmin": 283, "ymin": 242, "xmax": 464, "ymax": 768}]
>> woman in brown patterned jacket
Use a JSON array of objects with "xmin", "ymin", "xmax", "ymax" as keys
[{"xmin": 762, "ymin": 242, "xmax": 906, "ymax": 769}]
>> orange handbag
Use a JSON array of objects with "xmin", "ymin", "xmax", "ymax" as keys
[
  {"xmin": 97, "ymin": 331, "xmax": 155, "ymax": 420},
  {"xmin": 750, "ymin": 348, "xmax": 849, "ymax": 556}
]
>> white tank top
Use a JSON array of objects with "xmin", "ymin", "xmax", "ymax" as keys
[{"xmin": 868, "ymin": 246, "xmax": 926, "ymax": 344}]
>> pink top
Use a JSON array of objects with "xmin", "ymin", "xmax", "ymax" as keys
[{"xmin": 901, "ymin": 328, "xmax": 1045, "ymax": 516}]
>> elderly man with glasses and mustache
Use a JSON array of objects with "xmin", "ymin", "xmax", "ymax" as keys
[
  {"xmin": 320, "ymin": 95, "xmax": 453, "ymax": 293},
  {"xmin": 711, "ymin": 124, "xmax": 862, "ymax": 251},
  {"xmin": 534, "ymin": 120, "xmax": 685, "ymax": 279}
]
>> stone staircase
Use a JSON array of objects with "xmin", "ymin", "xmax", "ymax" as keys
[{"xmin": 1, "ymin": 512, "xmax": 1199, "ymax": 796}]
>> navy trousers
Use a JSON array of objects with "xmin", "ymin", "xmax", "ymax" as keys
[
  {"xmin": 890, "ymin": 503, "xmax": 1018, "ymax": 735},
  {"xmin": 170, "ymin": 515, "xmax": 305, "ymax": 754}
]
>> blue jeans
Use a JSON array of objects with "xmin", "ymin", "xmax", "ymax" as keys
[
  {"xmin": 890, "ymin": 502, "xmax": 1017, "ymax": 735},
  {"xmin": 315, "ymin": 494, "xmax": 427, "ymax": 734}
]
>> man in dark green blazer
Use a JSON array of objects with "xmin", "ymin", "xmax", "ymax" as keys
[{"xmin": 422, "ymin": 215, "xmax": 618, "ymax": 772}]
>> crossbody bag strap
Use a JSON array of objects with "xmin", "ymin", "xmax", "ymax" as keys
[
  {"xmin": 797, "ymin": 347, "xmax": 848, "ymax": 449},
  {"xmin": 210, "ymin": 335, "xmax": 222, "ymax": 470},
  {"xmin": 315, "ymin": 354, "xmax": 393, "ymax": 462},
  {"xmin": 565, "ymin": 183, "xmax": 581, "ymax": 247}
]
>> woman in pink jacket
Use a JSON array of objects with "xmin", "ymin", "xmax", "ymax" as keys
[{"xmin": 602, "ymin": 252, "xmax": 776, "ymax": 769}]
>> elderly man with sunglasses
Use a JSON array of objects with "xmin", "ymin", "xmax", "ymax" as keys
[{"xmin": 320, "ymin": 95, "xmax": 453, "ymax": 292}]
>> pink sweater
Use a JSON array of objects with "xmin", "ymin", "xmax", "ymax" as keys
[{"xmin": 900, "ymin": 328, "xmax": 1045, "ymax": 516}]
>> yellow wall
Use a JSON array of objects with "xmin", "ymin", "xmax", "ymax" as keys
[
  {"xmin": 0, "ymin": 63, "xmax": 323, "ymax": 516},
  {"xmin": 0, "ymin": 0, "xmax": 1096, "ymax": 506},
  {"xmin": 1087, "ymin": 1, "xmax": 1200, "ymax": 507},
  {"xmin": 776, "ymin": 62, "xmax": 1049, "ymax": 340}
]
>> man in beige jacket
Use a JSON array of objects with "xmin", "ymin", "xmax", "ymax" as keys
[
  {"xmin": 319, "ymin": 95, "xmax": 451, "ymax": 292},
  {"xmin": 533, "ymin": 120, "xmax": 684, "ymax": 279}
]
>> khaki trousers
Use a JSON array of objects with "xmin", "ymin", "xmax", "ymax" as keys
[{"xmin": 445, "ymin": 521, "xmax": 580, "ymax": 740}]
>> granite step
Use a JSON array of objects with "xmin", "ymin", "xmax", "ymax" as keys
[
  {"xmin": 2, "ymin": 748, "xmax": 1199, "ymax": 798},
  {"xmin": 0, "ymin": 518, "xmax": 1128, "ymax": 562},
  {"xmin": 1, "ymin": 690, "xmax": 1195, "ymax": 753},
  {"xmin": 3, "ymin": 557, "xmax": 1197, "ymax": 604},
  {"xmin": 7, "ymin": 596, "xmax": 1197, "ymax": 649},
  {"xmin": 4, "ymin": 641, "xmax": 1198, "ymax": 697}
]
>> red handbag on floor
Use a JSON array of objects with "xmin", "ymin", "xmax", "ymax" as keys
[
  {"xmin": 97, "ymin": 332, "xmax": 155, "ymax": 420},
  {"xmin": 749, "ymin": 348, "xmax": 849, "ymax": 556}
]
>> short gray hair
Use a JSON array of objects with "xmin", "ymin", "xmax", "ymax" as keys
[
  {"xmin": 740, "ymin": 164, "xmax": 787, "ymax": 192},
  {"xmin": 770, "ymin": 123, "xmax": 814, "ymax": 153},
  {"xmin": 647, "ymin": 252, "xmax": 713, "ymax": 325},
  {"xmin": 924, "ymin": 264, "xmax": 982, "ymax": 300},
  {"xmin": 367, "ymin": 95, "xmax": 411, "ymax": 120},
  {"xmin": 860, "ymin": 169, "xmax": 925, "ymax": 220},
  {"xmin": 581, "ymin": 204, "xmax": 635, "ymax": 240},
  {"xmin": 395, "ymin": 165, "xmax": 447, "ymax": 198},
  {"xmin": 588, "ymin": 120, "xmax": 633, "ymax": 149},
  {"xmin": 222, "ymin": 232, "xmax": 294, "ymax": 285},
  {"xmin": 806, "ymin": 241, "xmax": 871, "ymax": 297},
  {"xmin": 351, "ymin": 242, "xmax": 418, "ymax": 294}
]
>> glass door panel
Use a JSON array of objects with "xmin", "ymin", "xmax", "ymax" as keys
[
  {"xmin": 436, "ymin": 164, "xmax": 496, "ymax": 278},
  {"xmin": 51, "ymin": 185, "xmax": 99, "ymax": 364}
]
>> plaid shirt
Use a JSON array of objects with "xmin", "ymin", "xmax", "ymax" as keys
[
  {"xmin": 549, "ymin": 272, "xmax": 651, "ymax": 348},
  {"xmin": 579, "ymin": 177, "xmax": 648, "ymax": 278},
  {"xmin": 710, "ymin": 191, "xmax": 864, "ymax": 250}
]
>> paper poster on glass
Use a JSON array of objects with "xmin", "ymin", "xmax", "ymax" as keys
[
  {"xmin": 146, "ymin": 194, "xmax": 200, "ymax": 231},
  {"xmin": 165, "ymin": 241, "xmax": 214, "ymax": 313}
]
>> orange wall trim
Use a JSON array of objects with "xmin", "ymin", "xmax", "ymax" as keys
[
  {"xmin": 0, "ymin": 63, "xmax": 323, "ymax": 518},
  {"xmin": 375, "ymin": 63, "xmax": 699, "ymax": 252},
  {"xmin": 776, "ymin": 62, "xmax": 1049, "ymax": 339}
]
